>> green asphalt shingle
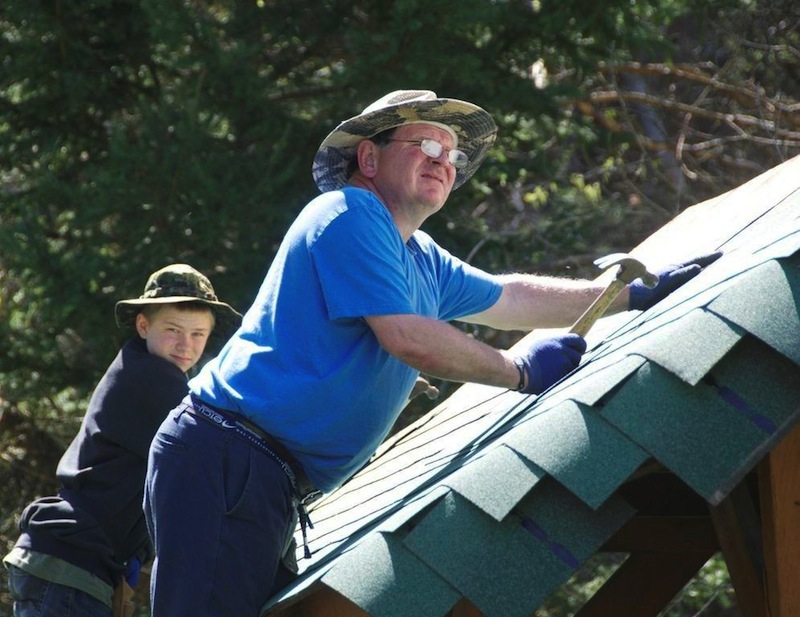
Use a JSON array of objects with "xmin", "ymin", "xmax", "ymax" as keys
[
  {"xmin": 443, "ymin": 444, "xmax": 547, "ymax": 522},
  {"xmin": 403, "ymin": 487, "xmax": 633, "ymax": 617},
  {"xmin": 322, "ymin": 533, "xmax": 461, "ymax": 617},
  {"xmin": 600, "ymin": 337, "xmax": 800, "ymax": 504},
  {"xmin": 625, "ymin": 307, "xmax": 744, "ymax": 385},
  {"xmin": 502, "ymin": 400, "xmax": 649, "ymax": 509},
  {"xmin": 707, "ymin": 259, "xmax": 800, "ymax": 365},
  {"xmin": 263, "ymin": 156, "xmax": 800, "ymax": 617}
]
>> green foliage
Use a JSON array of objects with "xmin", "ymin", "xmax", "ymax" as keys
[
  {"xmin": 663, "ymin": 554, "xmax": 737, "ymax": 616},
  {"xmin": 0, "ymin": 0, "xmax": 683, "ymax": 407}
]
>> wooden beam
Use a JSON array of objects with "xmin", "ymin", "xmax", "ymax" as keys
[
  {"xmin": 269, "ymin": 585, "xmax": 486, "ymax": 617},
  {"xmin": 269, "ymin": 585, "xmax": 369, "ymax": 617},
  {"xmin": 759, "ymin": 421, "xmax": 800, "ymax": 617},
  {"xmin": 616, "ymin": 469, "xmax": 710, "ymax": 516},
  {"xmin": 575, "ymin": 549, "xmax": 715, "ymax": 617},
  {"xmin": 447, "ymin": 597, "xmax": 485, "ymax": 617},
  {"xmin": 601, "ymin": 515, "xmax": 719, "ymax": 553},
  {"xmin": 708, "ymin": 477, "xmax": 767, "ymax": 617}
]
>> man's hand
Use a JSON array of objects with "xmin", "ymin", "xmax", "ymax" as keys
[
  {"xmin": 516, "ymin": 334, "xmax": 587, "ymax": 394},
  {"xmin": 410, "ymin": 376, "xmax": 440, "ymax": 401},
  {"xmin": 629, "ymin": 252, "xmax": 722, "ymax": 312}
]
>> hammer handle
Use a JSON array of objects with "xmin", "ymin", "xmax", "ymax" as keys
[{"xmin": 569, "ymin": 279, "xmax": 627, "ymax": 337}]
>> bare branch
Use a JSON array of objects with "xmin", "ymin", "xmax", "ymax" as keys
[
  {"xmin": 579, "ymin": 90, "xmax": 800, "ymax": 139},
  {"xmin": 597, "ymin": 62, "xmax": 800, "ymax": 121}
]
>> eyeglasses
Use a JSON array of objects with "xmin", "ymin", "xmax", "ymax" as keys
[{"xmin": 387, "ymin": 139, "xmax": 469, "ymax": 169}]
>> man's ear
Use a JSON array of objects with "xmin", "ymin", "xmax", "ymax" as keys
[
  {"xmin": 135, "ymin": 312, "xmax": 149, "ymax": 338},
  {"xmin": 356, "ymin": 139, "xmax": 379, "ymax": 178}
]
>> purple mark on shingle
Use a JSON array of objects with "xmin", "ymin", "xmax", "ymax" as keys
[{"xmin": 519, "ymin": 516, "xmax": 580, "ymax": 569}]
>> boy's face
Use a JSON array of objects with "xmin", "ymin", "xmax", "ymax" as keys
[{"xmin": 135, "ymin": 305, "xmax": 215, "ymax": 373}]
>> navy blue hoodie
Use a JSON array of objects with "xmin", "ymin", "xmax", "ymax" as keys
[{"xmin": 15, "ymin": 336, "xmax": 188, "ymax": 586}]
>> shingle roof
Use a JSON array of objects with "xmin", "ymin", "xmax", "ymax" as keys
[{"xmin": 263, "ymin": 155, "xmax": 800, "ymax": 617}]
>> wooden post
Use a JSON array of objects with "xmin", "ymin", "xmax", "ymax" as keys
[
  {"xmin": 759, "ymin": 422, "xmax": 800, "ymax": 617},
  {"xmin": 708, "ymin": 479, "xmax": 767, "ymax": 617}
]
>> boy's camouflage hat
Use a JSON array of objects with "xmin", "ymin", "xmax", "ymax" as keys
[
  {"xmin": 114, "ymin": 264, "xmax": 241, "ymax": 342},
  {"xmin": 312, "ymin": 89, "xmax": 497, "ymax": 193}
]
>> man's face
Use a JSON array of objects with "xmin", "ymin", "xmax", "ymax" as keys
[
  {"xmin": 135, "ymin": 305, "xmax": 214, "ymax": 373},
  {"xmin": 371, "ymin": 123, "xmax": 458, "ymax": 213}
]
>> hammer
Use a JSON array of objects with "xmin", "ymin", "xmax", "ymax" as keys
[{"xmin": 569, "ymin": 253, "xmax": 659, "ymax": 337}]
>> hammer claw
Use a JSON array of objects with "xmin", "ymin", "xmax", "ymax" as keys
[{"xmin": 592, "ymin": 253, "xmax": 629, "ymax": 269}]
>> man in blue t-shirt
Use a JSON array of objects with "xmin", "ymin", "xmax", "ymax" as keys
[{"xmin": 143, "ymin": 90, "xmax": 719, "ymax": 617}]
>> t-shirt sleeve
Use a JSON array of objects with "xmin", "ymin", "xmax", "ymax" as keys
[
  {"xmin": 309, "ymin": 192, "xmax": 503, "ymax": 324},
  {"xmin": 311, "ymin": 202, "xmax": 415, "ymax": 320},
  {"xmin": 415, "ymin": 231, "xmax": 503, "ymax": 321}
]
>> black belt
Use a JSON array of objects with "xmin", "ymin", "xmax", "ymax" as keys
[{"xmin": 186, "ymin": 395, "xmax": 319, "ymax": 502}]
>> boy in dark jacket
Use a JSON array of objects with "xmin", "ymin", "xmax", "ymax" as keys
[{"xmin": 4, "ymin": 264, "xmax": 241, "ymax": 617}]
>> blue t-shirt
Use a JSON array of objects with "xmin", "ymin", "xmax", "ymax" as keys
[{"xmin": 190, "ymin": 187, "xmax": 502, "ymax": 491}]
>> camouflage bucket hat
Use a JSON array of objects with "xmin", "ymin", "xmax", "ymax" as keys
[
  {"xmin": 312, "ymin": 89, "xmax": 498, "ymax": 193},
  {"xmin": 114, "ymin": 264, "xmax": 241, "ymax": 342}
]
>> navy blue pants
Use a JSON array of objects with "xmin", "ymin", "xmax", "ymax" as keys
[
  {"xmin": 6, "ymin": 567, "xmax": 110, "ymax": 617},
  {"xmin": 144, "ymin": 401, "xmax": 297, "ymax": 616}
]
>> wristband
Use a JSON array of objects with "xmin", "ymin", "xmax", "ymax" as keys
[{"xmin": 513, "ymin": 357, "xmax": 526, "ymax": 391}]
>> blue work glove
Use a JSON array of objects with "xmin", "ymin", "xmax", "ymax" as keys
[
  {"xmin": 124, "ymin": 557, "xmax": 141, "ymax": 588},
  {"xmin": 516, "ymin": 334, "xmax": 587, "ymax": 394},
  {"xmin": 629, "ymin": 252, "xmax": 722, "ymax": 312}
]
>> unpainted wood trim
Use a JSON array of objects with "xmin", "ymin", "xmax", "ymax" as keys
[{"xmin": 759, "ymin": 420, "xmax": 800, "ymax": 617}]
